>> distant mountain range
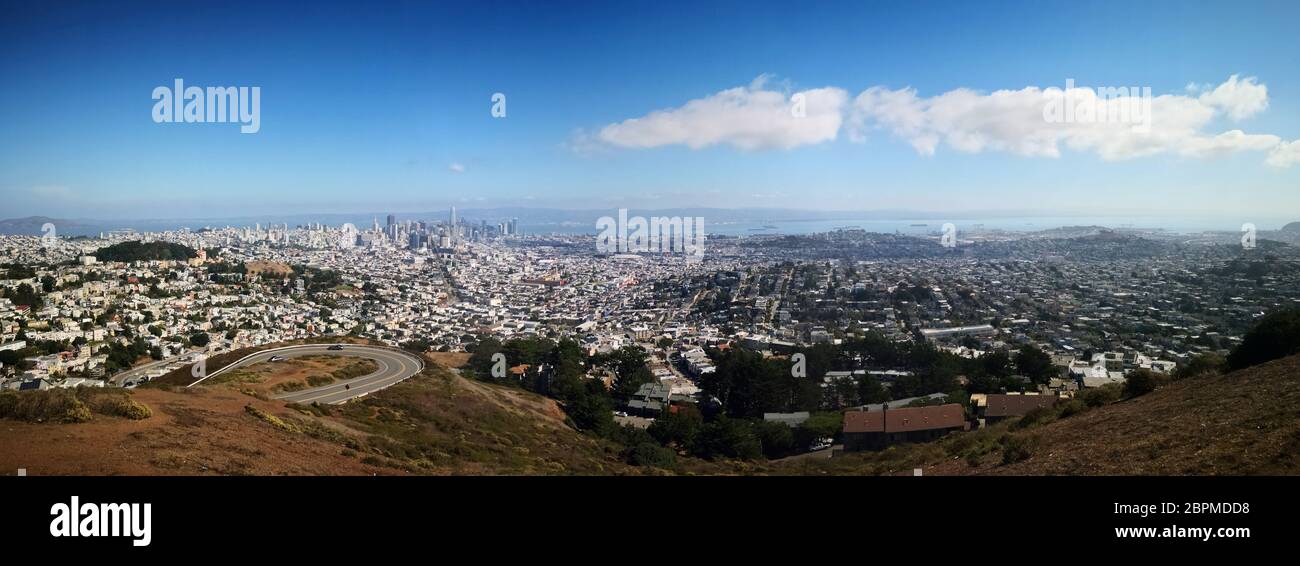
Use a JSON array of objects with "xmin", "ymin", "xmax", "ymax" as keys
[
  {"xmin": 0, "ymin": 216, "xmax": 103, "ymax": 236},
  {"xmin": 0, "ymin": 208, "xmax": 1027, "ymax": 236},
  {"xmin": 2, "ymin": 211, "xmax": 1297, "ymax": 237}
]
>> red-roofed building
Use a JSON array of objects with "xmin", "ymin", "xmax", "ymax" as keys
[
  {"xmin": 842, "ymin": 403, "xmax": 969, "ymax": 451},
  {"xmin": 979, "ymin": 394, "xmax": 1059, "ymax": 424}
]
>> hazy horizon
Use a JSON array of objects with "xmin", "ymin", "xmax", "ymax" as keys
[{"xmin": 3, "ymin": 206, "xmax": 1295, "ymax": 237}]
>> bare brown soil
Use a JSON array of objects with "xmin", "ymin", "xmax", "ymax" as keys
[
  {"xmin": 425, "ymin": 352, "xmax": 471, "ymax": 369},
  {"xmin": 209, "ymin": 356, "xmax": 377, "ymax": 396},
  {"xmin": 244, "ymin": 261, "xmax": 293, "ymax": 277},
  {"xmin": 0, "ymin": 386, "xmax": 384, "ymax": 475},
  {"xmin": 0, "ymin": 349, "xmax": 637, "ymax": 476}
]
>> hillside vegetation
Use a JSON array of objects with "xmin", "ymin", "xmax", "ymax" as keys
[
  {"xmin": 0, "ymin": 354, "xmax": 645, "ymax": 475},
  {"xmin": 94, "ymin": 240, "xmax": 197, "ymax": 262},
  {"xmin": 785, "ymin": 353, "xmax": 1300, "ymax": 476}
]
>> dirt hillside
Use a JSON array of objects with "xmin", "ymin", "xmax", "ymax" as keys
[{"xmin": 0, "ymin": 353, "xmax": 634, "ymax": 476}]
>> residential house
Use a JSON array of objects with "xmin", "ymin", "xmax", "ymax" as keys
[
  {"xmin": 842, "ymin": 403, "xmax": 968, "ymax": 451},
  {"xmin": 975, "ymin": 393, "xmax": 1059, "ymax": 425}
]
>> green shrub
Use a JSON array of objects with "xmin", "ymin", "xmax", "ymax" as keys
[
  {"xmin": 1000, "ymin": 435, "xmax": 1033, "ymax": 465},
  {"xmin": 63, "ymin": 399, "xmax": 94, "ymax": 423},
  {"xmin": 331, "ymin": 359, "xmax": 377, "ymax": 381},
  {"xmin": 627, "ymin": 442, "xmax": 677, "ymax": 468},
  {"xmin": 1123, "ymin": 369, "xmax": 1164, "ymax": 398},
  {"xmin": 239, "ymin": 388, "xmax": 268, "ymax": 400},
  {"xmin": 306, "ymin": 375, "xmax": 333, "ymax": 387},
  {"xmin": 1058, "ymin": 399, "xmax": 1088, "ymax": 418},
  {"xmin": 276, "ymin": 381, "xmax": 306, "ymax": 393},
  {"xmin": 287, "ymin": 401, "xmax": 331, "ymax": 417},
  {"xmin": 89, "ymin": 394, "xmax": 152, "ymax": 420},
  {"xmin": 1079, "ymin": 383, "xmax": 1122, "ymax": 407},
  {"xmin": 1173, "ymin": 354, "xmax": 1227, "ymax": 380},
  {"xmin": 1013, "ymin": 406, "xmax": 1055, "ymax": 429},
  {"xmin": 244, "ymin": 404, "xmax": 299, "ymax": 432},
  {"xmin": 0, "ymin": 389, "xmax": 93, "ymax": 423}
]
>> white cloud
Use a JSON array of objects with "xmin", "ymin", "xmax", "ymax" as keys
[
  {"xmin": 595, "ymin": 75, "xmax": 848, "ymax": 151},
  {"xmin": 585, "ymin": 75, "xmax": 1295, "ymax": 168},
  {"xmin": 1177, "ymin": 129, "xmax": 1280, "ymax": 158},
  {"xmin": 1196, "ymin": 74, "xmax": 1269, "ymax": 121},
  {"xmin": 448, "ymin": 163, "xmax": 465, "ymax": 173},
  {"xmin": 1267, "ymin": 139, "xmax": 1300, "ymax": 168},
  {"xmin": 847, "ymin": 76, "xmax": 1285, "ymax": 164}
]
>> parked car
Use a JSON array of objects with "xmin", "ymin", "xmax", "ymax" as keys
[
  {"xmin": 327, "ymin": 345, "xmax": 344, "ymax": 351},
  {"xmin": 269, "ymin": 355, "xmax": 286, "ymax": 362}
]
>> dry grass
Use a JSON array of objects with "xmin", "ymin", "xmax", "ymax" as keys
[
  {"xmin": 0, "ymin": 352, "xmax": 646, "ymax": 476},
  {"xmin": 324, "ymin": 365, "xmax": 639, "ymax": 475},
  {"xmin": 203, "ymin": 356, "xmax": 378, "ymax": 396},
  {"xmin": 0, "ymin": 387, "xmax": 151, "ymax": 423}
]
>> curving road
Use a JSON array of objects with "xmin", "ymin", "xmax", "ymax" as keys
[{"xmin": 194, "ymin": 344, "xmax": 424, "ymax": 405}]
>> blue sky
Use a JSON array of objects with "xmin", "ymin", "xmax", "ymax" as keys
[{"xmin": 2, "ymin": 0, "xmax": 1299, "ymax": 222}]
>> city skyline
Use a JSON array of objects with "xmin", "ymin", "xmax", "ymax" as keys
[{"xmin": 4, "ymin": 0, "xmax": 1300, "ymax": 220}]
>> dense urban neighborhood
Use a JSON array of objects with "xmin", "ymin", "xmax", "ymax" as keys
[{"xmin": 3, "ymin": 213, "xmax": 1300, "ymax": 463}]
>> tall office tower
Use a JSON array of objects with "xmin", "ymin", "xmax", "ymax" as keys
[
  {"xmin": 386, "ymin": 214, "xmax": 396, "ymax": 229},
  {"xmin": 509, "ymin": 218, "xmax": 518, "ymax": 236},
  {"xmin": 449, "ymin": 206, "xmax": 457, "ymax": 245}
]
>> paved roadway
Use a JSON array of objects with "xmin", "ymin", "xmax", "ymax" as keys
[
  {"xmin": 202, "ymin": 344, "xmax": 424, "ymax": 405},
  {"xmin": 110, "ymin": 350, "xmax": 198, "ymax": 386}
]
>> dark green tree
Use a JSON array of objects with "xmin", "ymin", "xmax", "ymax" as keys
[
  {"xmin": 693, "ymin": 416, "xmax": 762, "ymax": 460},
  {"xmin": 1173, "ymin": 353, "xmax": 1227, "ymax": 379},
  {"xmin": 1123, "ymin": 368, "xmax": 1163, "ymax": 397},
  {"xmin": 1014, "ymin": 344, "xmax": 1056, "ymax": 383},
  {"xmin": 1228, "ymin": 309, "xmax": 1300, "ymax": 370},
  {"xmin": 648, "ymin": 404, "xmax": 703, "ymax": 448}
]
